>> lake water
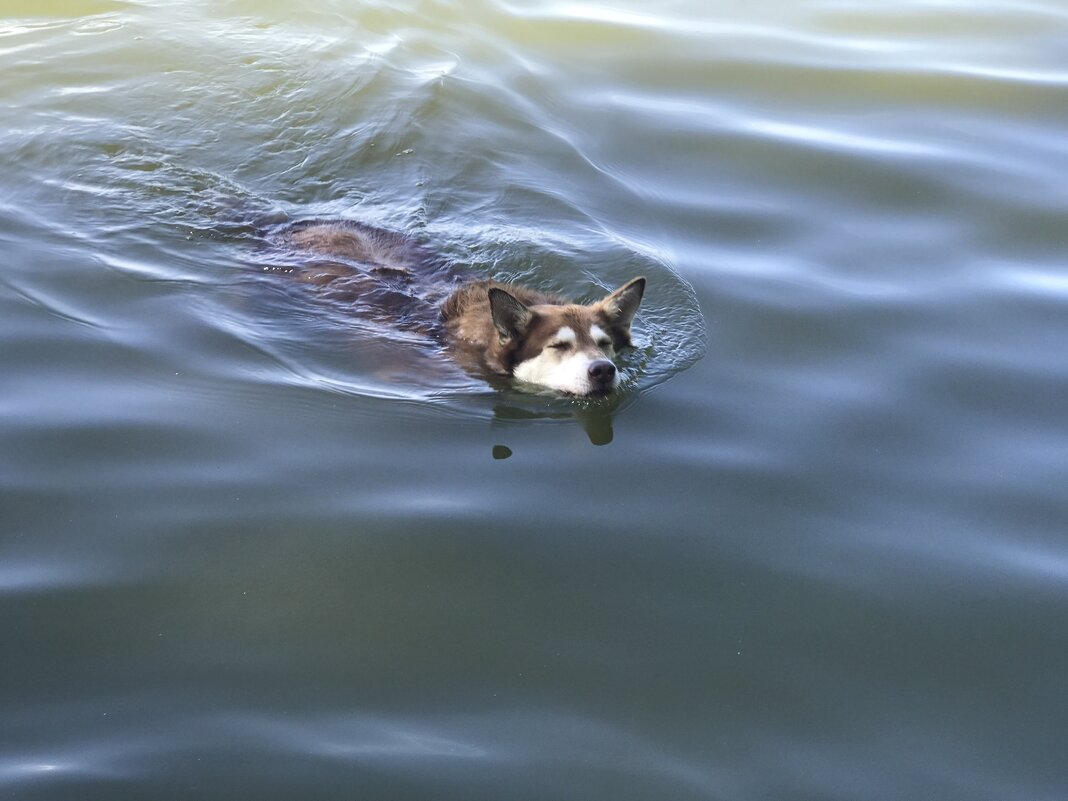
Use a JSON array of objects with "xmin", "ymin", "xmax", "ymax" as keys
[{"xmin": 2, "ymin": 1, "xmax": 1067, "ymax": 799}]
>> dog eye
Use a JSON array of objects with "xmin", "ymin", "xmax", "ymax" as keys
[
  {"xmin": 597, "ymin": 339, "xmax": 612, "ymax": 349},
  {"xmin": 550, "ymin": 341, "xmax": 571, "ymax": 351}
]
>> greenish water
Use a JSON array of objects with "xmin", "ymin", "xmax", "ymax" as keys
[{"xmin": 2, "ymin": 1, "xmax": 1067, "ymax": 799}]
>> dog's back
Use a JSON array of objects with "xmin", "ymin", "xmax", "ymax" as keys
[
  {"xmin": 282, "ymin": 220, "xmax": 427, "ymax": 277},
  {"xmin": 270, "ymin": 219, "xmax": 458, "ymax": 336}
]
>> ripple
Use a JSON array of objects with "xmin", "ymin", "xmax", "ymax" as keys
[
  {"xmin": 0, "ymin": 755, "xmax": 110, "ymax": 786},
  {"xmin": 0, "ymin": 562, "xmax": 87, "ymax": 594},
  {"xmin": 742, "ymin": 118, "xmax": 944, "ymax": 159},
  {"xmin": 252, "ymin": 715, "xmax": 489, "ymax": 760},
  {"xmin": 995, "ymin": 266, "xmax": 1068, "ymax": 299}
]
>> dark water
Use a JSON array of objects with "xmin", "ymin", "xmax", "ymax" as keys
[{"xmin": 3, "ymin": 1, "xmax": 1068, "ymax": 799}]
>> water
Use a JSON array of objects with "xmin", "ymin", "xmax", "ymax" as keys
[{"xmin": 2, "ymin": 1, "xmax": 1067, "ymax": 799}]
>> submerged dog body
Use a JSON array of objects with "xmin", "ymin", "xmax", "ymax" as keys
[{"xmin": 271, "ymin": 220, "xmax": 645, "ymax": 396}]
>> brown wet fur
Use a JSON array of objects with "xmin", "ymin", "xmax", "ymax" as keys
[{"xmin": 269, "ymin": 219, "xmax": 458, "ymax": 336}]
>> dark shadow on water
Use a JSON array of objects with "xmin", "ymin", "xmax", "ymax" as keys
[{"xmin": 489, "ymin": 390, "xmax": 629, "ymax": 447}]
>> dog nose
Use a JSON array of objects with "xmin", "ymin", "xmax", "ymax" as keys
[{"xmin": 588, "ymin": 360, "xmax": 616, "ymax": 385}]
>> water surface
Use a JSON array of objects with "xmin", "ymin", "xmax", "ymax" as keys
[{"xmin": 2, "ymin": 1, "xmax": 1067, "ymax": 799}]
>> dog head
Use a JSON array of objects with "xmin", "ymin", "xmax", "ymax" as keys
[{"xmin": 488, "ymin": 277, "xmax": 645, "ymax": 396}]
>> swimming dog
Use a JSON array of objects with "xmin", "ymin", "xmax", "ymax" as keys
[{"xmin": 272, "ymin": 219, "xmax": 645, "ymax": 396}]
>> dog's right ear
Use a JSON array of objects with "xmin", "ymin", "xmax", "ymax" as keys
[
  {"xmin": 600, "ymin": 277, "xmax": 646, "ymax": 327},
  {"xmin": 488, "ymin": 287, "xmax": 533, "ymax": 342},
  {"xmin": 595, "ymin": 276, "xmax": 645, "ymax": 348}
]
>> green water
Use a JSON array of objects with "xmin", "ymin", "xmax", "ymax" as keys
[{"xmin": 2, "ymin": 1, "xmax": 1067, "ymax": 799}]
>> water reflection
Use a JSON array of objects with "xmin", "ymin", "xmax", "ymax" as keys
[{"xmin": 490, "ymin": 390, "xmax": 629, "ymax": 446}]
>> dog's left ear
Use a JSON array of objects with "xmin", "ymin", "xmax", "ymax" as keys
[{"xmin": 597, "ymin": 277, "xmax": 645, "ymax": 345}]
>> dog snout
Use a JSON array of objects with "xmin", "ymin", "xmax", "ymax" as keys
[{"xmin": 588, "ymin": 359, "xmax": 616, "ymax": 386}]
